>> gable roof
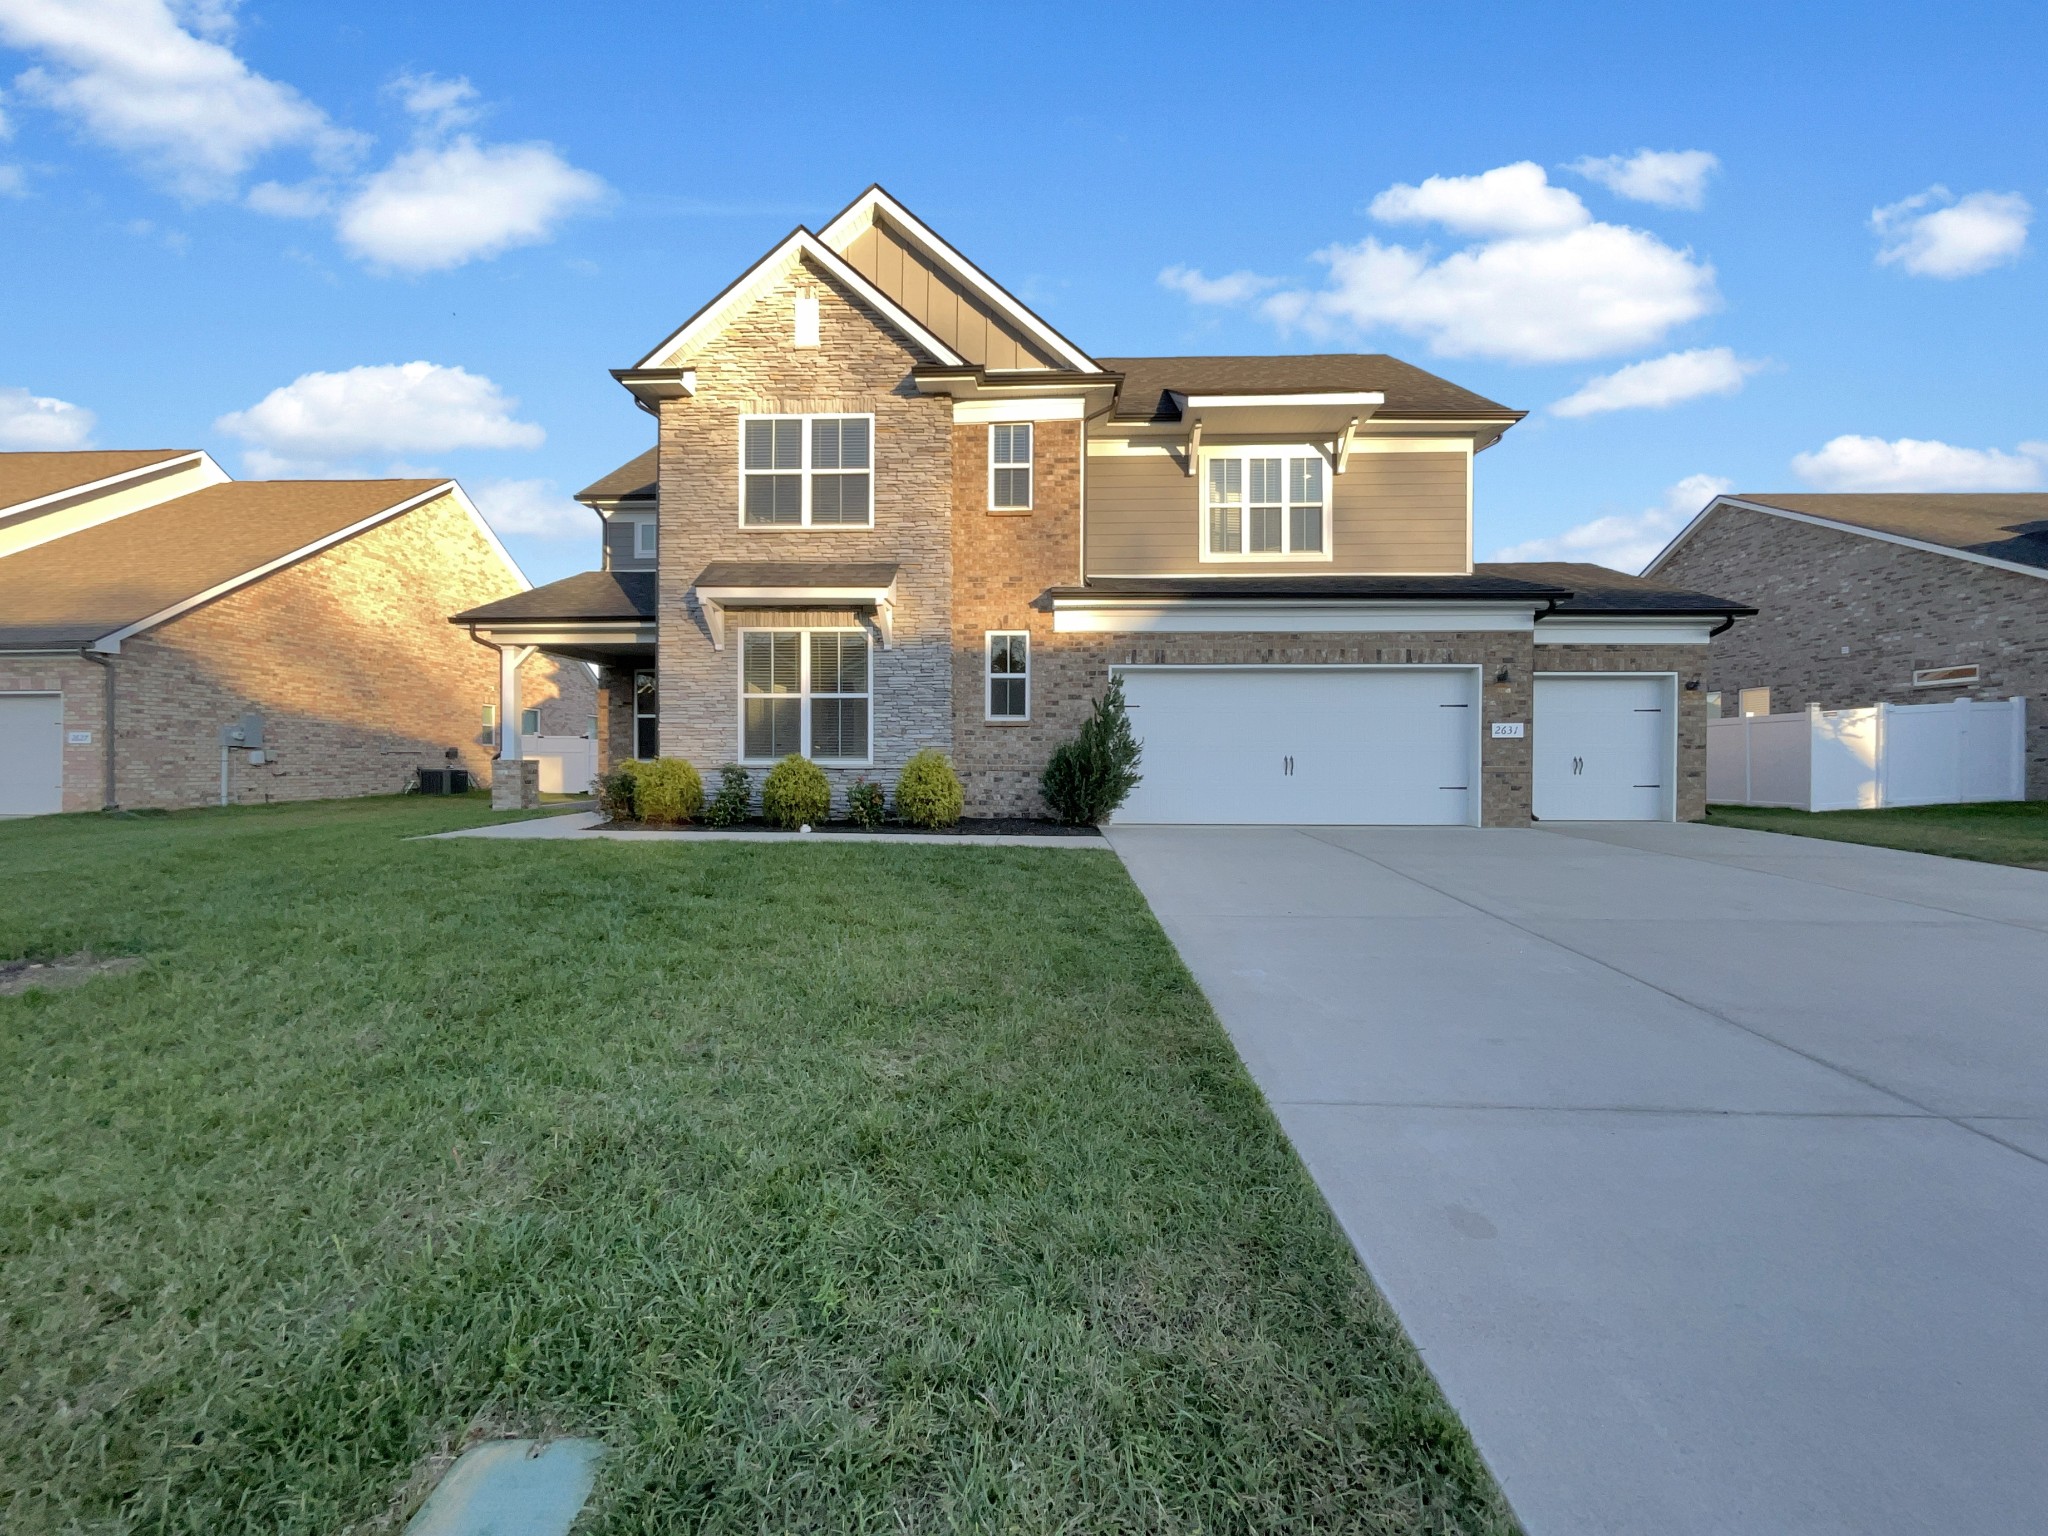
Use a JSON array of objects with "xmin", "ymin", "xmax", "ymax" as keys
[
  {"xmin": 819, "ymin": 185, "xmax": 1101, "ymax": 374},
  {"xmin": 1479, "ymin": 561, "xmax": 1754, "ymax": 617},
  {"xmin": 1099, "ymin": 355, "xmax": 1521, "ymax": 423},
  {"xmin": 576, "ymin": 447, "xmax": 658, "ymax": 506},
  {"xmin": 454, "ymin": 569, "xmax": 657, "ymax": 625},
  {"xmin": 1701, "ymin": 492, "xmax": 2048, "ymax": 575},
  {"xmin": 0, "ymin": 449, "xmax": 201, "ymax": 518},
  {"xmin": 0, "ymin": 479, "xmax": 462, "ymax": 652}
]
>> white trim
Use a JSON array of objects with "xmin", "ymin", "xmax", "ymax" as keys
[
  {"xmin": 696, "ymin": 579, "xmax": 896, "ymax": 652},
  {"xmin": 630, "ymin": 515, "xmax": 658, "ymax": 562},
  {"xmin": 1197, "ymin": 446, "xmax": 1333, "ymax": 564},
  {"xmin": 1911, "ymin": 664, "xmax": 1981, "ymax": 687},
  {"xmin": 469, "ymin": 623, "xmax": 657, "ymax": 649},
  {"xmin": 1534, "ymin": 617, "xmax": 1718, "ymax": 645},
  {"xmin": 816, "ymin": 187, "xmax": 1101, "ymax": 373},
  {"xmin": 0, "ymin": 449, "xmax": 211, "ymax": 522},
  {"xmin": 636, "ymin": 229, "xmax": 965, "ymax": 371},
  {"xmin": 1052, "ymin": 600, "xmax": 1538, "ymax": 635},
  {"xmin": 0, "ymin": 451, "xmax": 231, "ymax": 560},
  {"xmin": 93, "ymin": 481, "xmax": 500, "ymax": 653},
  {"xmin": 737, "ymin": 412, "xmax": 876, "ymax": 530},
  {"xmin": 989, "ymin": 422, "xmax": 1032, "ymax": 511},
  {"xmin": 1532, "ymin": 670, "xmax": 1680, "ymax": 823},
  {"xmin": 952, "ymin": 396, "xmax": 1086, "ymax": 424},
  {"xmin": 1645, "ymin": 495, "xmax": 2048, "ymax": 584},
  {"xmin": 985, "ymin": 630, "xmax": 1030, "ymax": 721},
  {"xmin": 1180, "ymin": 391, "xmax": 1384, "ymax": 410},
  {"xmin": 736, "ymin": 623, "xmax": 874, "ymax": 767}
]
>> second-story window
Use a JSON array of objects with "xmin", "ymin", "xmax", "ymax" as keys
[
  {"xmin": 990, "ymin": 423, "xmax": 1032, "ymax": 509},
  {"xmin": 632, "ymin": 518, "xmax": 657, "ymax": 560},
  {"xmin": 1203, "ymin": 451, "xmax": 1329, "ymax": 559},
  {"xmin": 741, "ymin": 414, "xmax": 872, "ymax": 528}
]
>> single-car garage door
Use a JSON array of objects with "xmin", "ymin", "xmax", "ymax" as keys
[
  {"xmin": 1533, "ymin": 674, "xmax": 1673, "ymax": 821},
  {"xmin": 0, "ymin": 693, "xmax": 64, "ymax": 818},
  {"xmin": 1113, "ymin": 666, "xmax": 1478, "ymax": 825}
]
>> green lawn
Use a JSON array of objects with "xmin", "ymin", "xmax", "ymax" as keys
[
  {"xmin": 1706, "ymin": 799, "xmax": 2048, "ymax": 869},
  {"xmin": 0, "ymin": 798, "xmax": 1512, "ymax": 1536}
]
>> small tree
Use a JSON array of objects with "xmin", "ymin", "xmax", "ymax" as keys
[{"xmin": 1040, "ymin": 676, "xmax": 1143, "ymax": 825}]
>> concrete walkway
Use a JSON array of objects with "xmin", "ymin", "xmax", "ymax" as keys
[
  {"xmin": 1108, "ymin": 821, "xmax": 2048, "ymax": 1536},
  {"xmin": 429, "ymin": 811, "xmax": 1102, "ymax": 849}
]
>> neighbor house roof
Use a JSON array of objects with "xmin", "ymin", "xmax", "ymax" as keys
[
  {"xmin": 1099, "ymin": 355, "xmax": 1522, "ymax": 423},
  {"xmin": 0, "ymin": 479, "xmax": 449, "ymax": 651},
  {"xmin": 576, "ymin": 448, "xmax": 658, "ymax": 506},
  {"xmin": 453, "ymin": 569, "xmax": 657, "ymax": 625},
  {"xmin": 0, "ymin": 449, "xmax": 196, "ymax": 514},
  {"xmin": 1712, "ymin": 493, "xmax": 2048, "ymax": 574},
  {"xmin": 1042, "ymin": 572, "xmax": 1573, "ymax": 603},
  {"xmin": 1479, "ymin": 562, "xmax": 1756, "ymax": 617}
]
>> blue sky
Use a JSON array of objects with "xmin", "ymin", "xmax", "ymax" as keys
[{"xmin": 1, "ymin": 0, "xmax": 2043, "ymax": 585}]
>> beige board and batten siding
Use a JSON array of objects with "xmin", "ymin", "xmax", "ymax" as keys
[
  {"xmin": 838, "ymin": 218, "xmax": 1064, "ymax": 372},
  {"xmin": 1085, "ymin": 443, "xmax": 1471, "ymax": 576}
]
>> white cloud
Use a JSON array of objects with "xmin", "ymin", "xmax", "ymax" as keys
[
  {"xmin": 1550, "ymin": 346, "xmax": 1761, "ymax": 418},
  {"xmin": 1157, "ymin": 264, "xmax": 1277, "ymax": 305},
  {"xmin": 1790, "ymin": 435, "xmax": 2048, "ymax": 492},
  {"xmin": 0, "ymin": 163, "xmax": 22, "ymax": 195},
  {"xmin": 244, "ymin": 176, "xmax": 329, "ymax": 217},
  {"xmin": 1494, "ymin": 474, "xmax": 1732, "ymax": 574},
  {"xmin": 1870, "ymin": 186, "xmax": 2031, "ymax": 278},
  {"xmin": 1369, "ymin": 161, "xmax": 1589, "ymax": 237},
  {"xmin": 1566, "ymin": 149, "xmax": 1719, "ymax": 210},
  {"xmin": 0, "ymin": 382, "xmax": 95, "ymax": 447},
  {"xmin": 0, "ymin": 0, "xmax": 362, "ymax": 200},
  {"xmin": 389, "ymin": 69, "xmax": 480, "ymax": 133},
  {"xmin": 469, "ymin": 477, "xmax": 593, "ymax": 540},
  {"xmin": 335, "ymin": 136, "xmax": 606, "ymax": 272},
  {"xmin": 213, "ymin": 361, "xmax": 543, "ymax": 472}
]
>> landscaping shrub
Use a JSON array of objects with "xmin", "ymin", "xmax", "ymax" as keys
[
  {"xmin": 847, "ymin": 777, "xmax": 887, "ymax": 829},
  {"xmin": 1040, "ymin": 676, "xmax": 1143, "ymax": 824},
  {"xmin": 761, "ymin": 755, "xmax": 830, "ymax": 829},
  {"xmin": 596, "ymin": 761, "xmax": 641, "ymax": 822},
  {"xmin": 894, "ymin": 749, "xmax": 965, "ymax": 828},
  {"xmin": 632, "ymin": 757, "xmax": 704, "ymax": 825},
  {"xmin": 706, "ymin": 764, "xmax": 751, "ymax": 827}
]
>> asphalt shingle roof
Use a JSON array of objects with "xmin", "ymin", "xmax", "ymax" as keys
[
  {"xmin": 1728, "ymin": 493, "xmax": 2048, "ymax": 573},
  {"xmin": 1097, "ymin": 355, "xmax": 1520, "ymax": 422}
]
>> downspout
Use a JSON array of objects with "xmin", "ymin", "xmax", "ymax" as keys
[
  {"xmin": 1709, "ymin": 614, "xmax": 1737, "ymax": 638},
  {"xmin": 79, "ymin": 645, "xmax": 117, "ymax": 810}
]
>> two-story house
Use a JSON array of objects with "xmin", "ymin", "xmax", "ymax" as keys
[{"xmin": 453, "ymin": 187, "xmax": 1749, "ymax": 825}]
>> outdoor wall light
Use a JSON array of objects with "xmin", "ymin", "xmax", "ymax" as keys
[{"xmin": 1495, "ymin": 667, "xmax": 1511, "ymax": 683}]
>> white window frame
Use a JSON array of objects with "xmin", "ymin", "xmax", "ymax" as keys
[
  {"xmin": 1197, "ymin": 446, "xmax": 1334, "ymax": 563},
  {"xmin": 520, "ymin": 707, "xmax": 541, "ymax": 736},
  {"xmin": 482, "ymin": 702, "xmax": 498, "ymax": 747},
  {"xmin": 1912, "ymin": 664, "xmax": 1981, "ymax": 688},
  {"xmin": 629, "ymin": 516, "xmax": 658, "ymax": 561},
  {"xmin": 985, "ymin": 631, "xmax": 1030, "ymax": 721},
  {"xmin": 736, "ymin": 624, "xmax": 873, "ymax": 765},
  {"xmin": 989, "ymin": 423, "xmax": 1033, "ymax": 511},
  {"xmin": 737, "ymin": 412, "xmax": 876, "ymax": 529}
]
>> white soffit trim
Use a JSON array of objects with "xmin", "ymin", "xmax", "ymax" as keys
[
  {"xmin": 1180, "ymin": 391, "xmax": 1384, "ymax": 410},
  {"xmin": 635, "ymin": 230, "xmax": 965, "ymax": 371},
  {"xmin": 1052, "ymin": 600, "xmax": 1537, "ymax": 635},
  {"xmin": 816, "ymin": 187, "xmax": 1101, "ymax": 374},
  {"xmin": 1534, "ymin": 618, "xmax": 1717, "ymax": 645},
  {"xmin": 952, "ymin": 397, "xmax": 1086, "ymax": 424},
  {"xmin": 0, "ymin": 450, "xmax": 230, "ymax": 559},
  {"xmin": 1647, "ymin": 495, "xmax": 2048, "ymax": 584},
  {"xmin": 92, "ymin": 481, "xmax": 477, "ymax": 653}
]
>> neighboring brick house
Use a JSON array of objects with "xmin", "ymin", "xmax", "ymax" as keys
[
  {"xmin": 455, "ymin": 186, "xmax": 1749, "ymax": 826},
  {"xmin": 0, "ymin": 450, "xmax": 592, "ymax": 815},
  {"xmin": 1647, "ymin": 491, "xmax": 2048, "ymax": 798}
]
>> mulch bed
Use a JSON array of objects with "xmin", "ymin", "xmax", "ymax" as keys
[{"xmin": 597, "ymin": 816, "xmax": 1102, "ymax": 838}]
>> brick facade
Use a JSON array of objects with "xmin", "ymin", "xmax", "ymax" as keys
[
  {"xmin": 2, "ymin": 492, "xmax": 593, "ymax": 812},
  {"xmin": 1655, "ymin": 505, "xmax": 2048, "ymax": 797}
]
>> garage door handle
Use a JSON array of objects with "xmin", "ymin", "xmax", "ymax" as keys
[{"xmin": 1572, "ymin": 756, "xmax": 1584, "ymax": 775}]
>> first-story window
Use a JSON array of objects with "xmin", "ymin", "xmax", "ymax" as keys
[
  {"xmin": 742, "ymin": 414, "xmax": 872, "ymax": 527},
  {"xmin": 741, "ymin": 628, "xmax": 870, "ymax": 762},
  {"xmin": 520, "ymin": 708, "xmax": 541, "ymax": 736},
  {"xmin": 482, "ymin": 702, "xmax": 498, "ymax": 747},
  {"xmin": 634, "ymin": 670, "xmax": 658, "ymax": 758},
  {"xmin": 990, "ymin": 422, "xmax": 1032, "ymax": 509},
  {"xmin": 986, "ymin": 631, "xmax": 1029, "ymax": 720},
  {"xmin": 1203, "ymin": 450, "xmax": 1328, "ymax": 558}
]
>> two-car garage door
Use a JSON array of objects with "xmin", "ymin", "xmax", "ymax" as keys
[{"xmin": 1113, "ymin": 667, "xmax": 1479, "ymax": 825}]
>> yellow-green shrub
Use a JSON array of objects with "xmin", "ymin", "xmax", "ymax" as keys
[
  {"xmin": 761, "ymin": 755, "xmax": 830, "ymax": 829},
  {"xmin": 633, "ymin": 757, "xmax": 704, "ymax": 825},
  {"xmin": 894, "ymin": 749, "xmax": 964, "ymax": 828}
]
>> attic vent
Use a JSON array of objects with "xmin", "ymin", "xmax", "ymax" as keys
[
  {"xmin": 794, "ymin": 294, "xmax": 820, "ymax": 349},
  {"xmin": 1911, "ymin": 664, "xmax": 1980, "ymax": 688}
]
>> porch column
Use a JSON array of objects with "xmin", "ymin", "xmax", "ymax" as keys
[{"xmin": 498, "ymin": 644, "xmax": 535, "ymax": 759}]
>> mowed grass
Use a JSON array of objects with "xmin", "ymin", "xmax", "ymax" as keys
[
  {"xmin": 1707, "ymin": 799, "xmax": 2048, "ymax": 869},
  {"xmin": 0, "ymin": 799, "xmax": 1513, "ymax": 1536}
]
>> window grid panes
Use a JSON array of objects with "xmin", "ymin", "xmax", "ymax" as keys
[
  {"xmin": 742, "ymin": 414, "xmax": 872, "ymax": 527},
  {"xmin": 987, "ymin": 631, "xmax": 1029, "ymax": 719},
  {"xmin": 990, "ymin": 423, "xmax": 1032, "ymax": 509},
  {"xmin": 1204, "ymin": 451, "xmax": 1329, "ymax": 558},
  {"xmin": 741, "ymin": 629, "xmax": 870, "ymax": 762}
]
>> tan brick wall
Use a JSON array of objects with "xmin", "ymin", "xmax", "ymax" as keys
[
  {"xmin": 1656, "ymin": 506, "xmax": 2048, "ymax": 797},
  {"xmin": 1535, "ymin": 643, "xmax": 1714, "ymax": 821},
  {"xmin": 0, "ymin": 655, "xmax": 111, "ymax": 813},
  {"xmin": 20, "ymin": 492, "xmax": 594, "ymax": 811},
  {"xmin": 653, "ymin": 255, "xmax": 953, "ymax": 810}
]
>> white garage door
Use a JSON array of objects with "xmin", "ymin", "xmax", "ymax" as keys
[
  {"xmin": 1533, "ymin": 674, "xmax": 1673, "ymax": 821},
  {"xmin": 0, "ymin": 693, "xmax": 65, "ymax": 818},
  {"xmin": 1113, "ymin": 667, "xmax": 1478, "ymax": 825}
]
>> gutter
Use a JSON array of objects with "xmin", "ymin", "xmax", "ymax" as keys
[{"xmin": 78, "ymin": 645, "xmax": 117, "ymax": 810}]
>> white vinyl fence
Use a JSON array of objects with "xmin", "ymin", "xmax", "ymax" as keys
[
  {"xmin": 1708, "ymin": 696, "xmax": 2027, "ymax": 811},
  {"xmin": 519, "ymin": 734, "xmax": 599, "ymax": 795}
]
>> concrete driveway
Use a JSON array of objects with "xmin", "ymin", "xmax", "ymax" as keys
[{"xmin": 1109, "ymin": 822, "xmax": 2048, "ymax": 1536}]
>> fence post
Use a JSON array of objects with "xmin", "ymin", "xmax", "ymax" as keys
[
  {"xmin": 1875, "ymin": 702, "xmax": 1889, "ymax": 809},
  {"xmin": 2010, "ymin": 697, "xmax": 2028, "ymax": 801},
  {"xmin": 1742, "ymin": 715, "xmax": 1753, "ymax": 804}
]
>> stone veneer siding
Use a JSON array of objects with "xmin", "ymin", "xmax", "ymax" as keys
[
  {"xmin": 1655, "ymin": 505, "xmax": 2048, "ymax": 797},
  {"xmin": 1534, "ymin": 641, "xmax": 1714, "ymax": 822},
  {"xmin": 0, "ymin": 493, "xmax": 592, "ymax": 812},
  {"xmin": 653, "ymin": 256, "xmax": 952, "ymax": 809}
]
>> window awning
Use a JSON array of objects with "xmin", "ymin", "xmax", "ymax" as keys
[{"xmin": 692, "ymin": 560, "xmax": 900, "ymax": 649}]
